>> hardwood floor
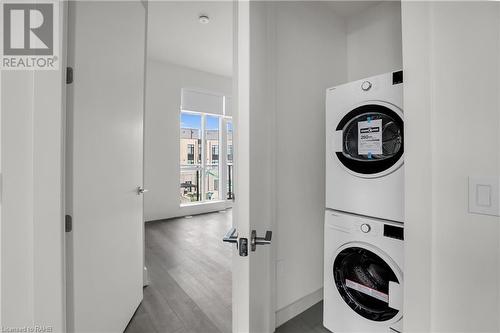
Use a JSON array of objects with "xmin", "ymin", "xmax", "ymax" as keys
[
  {"xmin": 275, "ymin": 302, "xmax": 330, "ymax": 333},
  {"xmin": 125, "ymin": 209, "xmax": 329, "ymax": 333},
  {"xmin": 125, "ymin": 210, "xmax": 233, "ymax": 333}
]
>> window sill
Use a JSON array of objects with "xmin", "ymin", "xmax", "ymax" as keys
[{"xmin": 180, "ymin": 200, "xmax": 228, "ymax": 208}]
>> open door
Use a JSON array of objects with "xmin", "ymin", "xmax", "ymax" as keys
[
  {"xmin": 65, "ymin": 1, "xmax": 146, "ymax": 332},
  {"xmin": 226, "ymin": 2, "xmax": 276, "ymax": 332}
]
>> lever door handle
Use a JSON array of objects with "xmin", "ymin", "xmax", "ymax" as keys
[
  {"xmin": 250, "ymin": 230, "xmax": 272, "ymax": 251},
  {"xmin": 222, "ymin": 227, "xmax": 238, "ymax": 244},
  {"xmin": 137, "ymin": 186, "xmax": 148, "ymax": 195}
]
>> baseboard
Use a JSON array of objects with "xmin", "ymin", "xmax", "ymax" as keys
[
  {"xmin": 145, "ymin": 203, "xmax": 233, "ymax": 223},
  {"xmin": 275, "ymin": 288, "xmax": 324, "ymax": 327}
]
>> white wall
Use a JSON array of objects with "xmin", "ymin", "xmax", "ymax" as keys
[
  {"xmin": 346, "ymin": 1, "xmax": 402, "ymax": 81},
  {"xmin": 144, "ymin": 59, "xmax": 232, "ymax": 221},
  {"xmin": 1, "ymin": 4, "xmax": 66, "ymax": 332},
  {"xmin": 402, "ymin": 2, "xmax": 500, "ymax": 332},
  {"xmin": 271, "ymin": 2, "xmax": 347, "ymax": 314}
]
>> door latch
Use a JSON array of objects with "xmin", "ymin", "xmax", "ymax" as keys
[
  {"xmin": 65, "ymin": 215, "xmax": 72, "ymax": 232},
  {"xmin": 250, "ymin": 230, "xmax": 272, "ymax": 251},
  {"xmin": 137, "ymin": 186, "xmax": 148, "ymax": 195}
]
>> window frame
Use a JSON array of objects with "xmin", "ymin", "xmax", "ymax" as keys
[{"xmin": 180, "ymin": 110, "xmax": 232, "ymax": 206}]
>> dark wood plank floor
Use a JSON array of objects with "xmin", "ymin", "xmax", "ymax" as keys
[
  {"xmin": 125, "ymin": 209, "xmax": 329, "ymax": 333},
  {"xmin": 275, "ymin": 302, "xmax": 330, "ymax": 333},
  {"xmin": 125, "ymin": 210, "xmax": 233, "ymax": 333}
]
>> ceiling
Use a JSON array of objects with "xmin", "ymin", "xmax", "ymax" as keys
[
  {"xmin": 147, "ymin": 1, "xmax": 385, "ymax": 77},
  {"xmin": 326, "ymin": 1, "xmax": 383, "ymax": 18},
  {"xmin": 148, "ymin": 1, "xmax": 233, "ymax": 77}
]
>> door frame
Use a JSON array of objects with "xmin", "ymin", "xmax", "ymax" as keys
[{"xmin": 232, "ymin": 1, "xmax": 277, "ymax": 332}]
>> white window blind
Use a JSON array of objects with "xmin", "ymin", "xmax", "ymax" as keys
[{"xmin": 181, "ymin": 89, "xmax": 224, "ymax": 115}]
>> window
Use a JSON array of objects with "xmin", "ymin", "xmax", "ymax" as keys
[
  {"xmin": 205, "ymin": 115, "xmax": 220, "ymax": 201},
  {"xmin": 211, "ymin": 145, "xmax": 219, "ymax": 163},
  {"xmin": 187, "ymin": 144, "xmax": 195, "ymax": 164},
  {"xmin": 180, "ymin": 113, "xmax": 202, "ymax": 203},
  {"xmin": 228, "ymin": 145, "xmax": 233, "ymax": 163},
  {"xmin": 226, "ymin": 120, "xmax": 234, "ymax": 200},
  {"xmin": 180, "ymin": 111, "xmax": 233, "ymax": 205}
]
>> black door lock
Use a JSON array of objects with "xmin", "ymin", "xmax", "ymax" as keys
[
  {"xmin": 223, "ymin": 228, "xmax": 271, "ymax": 257},
  {"xmin": 239, "ymin": 238, "xmax": 248, "ymax": 257}
]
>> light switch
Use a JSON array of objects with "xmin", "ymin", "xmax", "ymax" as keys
[
  {"xmin": 469, "ymin": 177, "xmax": 499, "ymax": 216},
  {"xmin": 476, "ymin": 185, "xmax": 491, "ymax": 207}
]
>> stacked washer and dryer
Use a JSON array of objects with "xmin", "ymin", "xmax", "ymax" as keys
[{"xmin": 323, "ymin": 71, "xmax": 405, "ymax": 333}]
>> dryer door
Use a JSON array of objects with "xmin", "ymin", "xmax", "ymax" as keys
[
  {"xmin": 332, "ymin": 244, "xmax": 403, "ymax": 322},
  {"xmin": 334, "ymin": 102, "xmax": 403, "ymax": 178}
]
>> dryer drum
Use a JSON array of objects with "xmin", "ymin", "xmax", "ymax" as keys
[
  {"xmin": 336, "ymin": 104, "xmax": 404, "ymax": 175},
  {"xmin": 333, "ymin": 247, "xmax": 399, "ymax": 322}
]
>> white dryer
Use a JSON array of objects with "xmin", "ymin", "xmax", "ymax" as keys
[
  {"xmin": 326, "ymin": 71, "xmax": 404, "ymax": 222},
  {"xmin": 323, "ymin": 210, "xmax": 404, "ymax": 333}
]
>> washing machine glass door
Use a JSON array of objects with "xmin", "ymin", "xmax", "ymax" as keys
[
  {"xmin": 333, "ymin": 246, "xmax": 401, "ymax": 322},
  {"xmin": 336, "ymin": 103, "xmax": 403, "ymax": 177}
]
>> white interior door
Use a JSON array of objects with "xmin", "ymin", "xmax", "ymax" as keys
[
  {"xmin": 65, "ymin": 1, "xmax": 146, "ymax": 332},
  {"xmin": 231, "ymin": 2, "xmax": 275, "ymax": 332}
]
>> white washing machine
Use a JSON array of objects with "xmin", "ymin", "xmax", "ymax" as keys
[
  {"xmin": 326, "ymin": 71, "xmax": 404, "ymax": 222},
  {"xmin": 323, "ymin": 210, "xmax": 404, "ymax": 333}
]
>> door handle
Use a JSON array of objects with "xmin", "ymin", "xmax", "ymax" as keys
[
  {"xmin": 222, "ymin": 227, "xmax": 238, "ymax": 244},
  {"xmin": 250, "ymin": 230, "xmax": 272, "ymax": 251},
  {"xmin": 137, "ymin": 186, "xmax": 148, "ymax": 195}
]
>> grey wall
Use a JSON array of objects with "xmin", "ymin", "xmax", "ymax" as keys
[
  {"xmin": 346, "ymin": 1, "xmax": 402, "ymax": 81},
  {"xmin": 272, "ymin": 1, "xmax": 347, "ymax": 313},
  {"xmin": 144, "ymin": 60, "xmax": 232, "ymax": 221}
]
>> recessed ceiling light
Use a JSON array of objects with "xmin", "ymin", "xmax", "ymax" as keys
[{"xmin": 199, "ymin": 15, "xmax": 210, "ymax": 24}]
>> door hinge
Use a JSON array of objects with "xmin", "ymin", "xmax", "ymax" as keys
[
  {"xmin": 66, "ymin": 67, "xmax": 73, "ymax": 84},
  {"xmin": 65, "ymin": 215, "xmax": 73, "ymax": 232}
]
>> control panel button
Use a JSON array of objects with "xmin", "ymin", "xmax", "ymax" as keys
[
  {"xmin": 361, "ymin": 81, "xmax": 372, "ymax": 91},
  {"xmin": 360, "ymin": 223, "xmax": 371, "ymax": 233}
]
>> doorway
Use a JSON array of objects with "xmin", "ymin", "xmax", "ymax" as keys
[
  {"xmin": 65, "ymin": 1, "xmax": 236, "ymax": 332},
  {"xmin": 127, "ymin": 1, "xmax": 235, "ymax": 332}
]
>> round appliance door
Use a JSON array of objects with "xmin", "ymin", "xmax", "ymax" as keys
[
  {"xmin": 335, "ymin": 102, "xmax": 403, "ymax": 178},
  {"xmin": 333, "ymin": 243, "xmax": 402, "ymax": 322}
]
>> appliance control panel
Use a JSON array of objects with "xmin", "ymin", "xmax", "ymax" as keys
[{"xmin": 360, "ymin": 223, "xmax": 371, "ymax": 233}]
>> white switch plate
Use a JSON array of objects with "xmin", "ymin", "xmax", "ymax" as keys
[{"xmin": 468, "ymin": 177, "xmax": 500, "ymax": 216}]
